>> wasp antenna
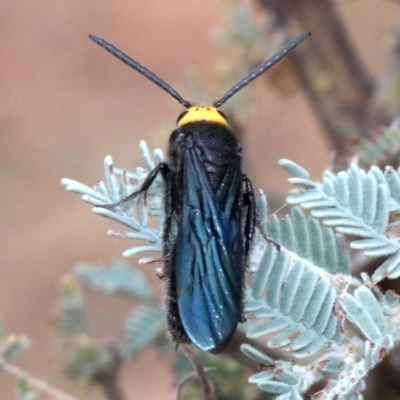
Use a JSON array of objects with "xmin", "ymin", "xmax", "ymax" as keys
[
  {"xmin": 89, "ymin": 35, "xmax": 192, "ymax": 109},
  {"xmin": 213, "ymin": 31, "xmax": 311, "ymax": 108}
]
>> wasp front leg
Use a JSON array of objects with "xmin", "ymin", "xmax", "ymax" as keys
[
  {"xmin": 127, "ymin": 162, "xmax": 170, "ymax": 202},
  {"xmin": 105, "ymin": 162, "xmax": 170, "ymax": 209}
]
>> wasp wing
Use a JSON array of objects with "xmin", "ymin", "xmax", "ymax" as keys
[{"xmin": 174, "ymin": 147, "xmax": 244, "ymax": 353}]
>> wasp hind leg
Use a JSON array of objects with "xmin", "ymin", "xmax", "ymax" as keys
[
  {"xmin": 241, "ymin": 175, "xmax": 281, "ymax": 323},
  {"xmin": 243, "ymin": 174, "xmax": 280, "ymax": 251},
  {"xmin": 165, "ymin": 276, "xmax": 191, "ymax": 346},
  {"xmin": 164, "ymin": 253, "xmax": 191, "ymax": 345},
  {"xmin": 161, "ymin": 170, "xmax": 190, "ymax": 346},
  {"xmin": 240, "ymin": 174, "xmax": 257, "ymax": 323},
  {"xmin": 242, "ymin": 174, "xmax": 257, "ymax": 258}
]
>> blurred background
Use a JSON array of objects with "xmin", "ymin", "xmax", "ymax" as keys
[{"xmin": 0, "ymin": 0, "xmax": 399, "ymax": 399}]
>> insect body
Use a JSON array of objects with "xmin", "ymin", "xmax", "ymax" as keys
[{"xmin": 89, "ymin": 32, "xmax": 310, "ymax": 353}]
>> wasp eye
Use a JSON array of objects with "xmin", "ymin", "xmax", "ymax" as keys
[
  {"xmin": 217, "ymin": 110, "xmax": 228, "ymax": 122},
  {"xmin": 176, "ymin": 110, "xmax": 188, "ymax": 124}
]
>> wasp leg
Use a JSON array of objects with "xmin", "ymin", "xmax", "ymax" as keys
[
  {"xmin": 161, "ymin": 168, "xmax": 174, "ymax": 276},
  {"xmin": 263, "ymin": 234, "xmax": 280, "ymax": 250},
  {"xmin": 126, "ymin": 162, "xmax": 170, "ymax": 202},
  {"xmin": 162, "ymin": 171, "xmax": 190, "ymax": 345},
  {"xmin": 240, "ymin": 174, "xmax": 257, "ymax": 324},
  {"xmin": 104, "ymin": 162, "xmax": 170, "ymax": 209},
  {"xmin": 243, "ymin": 175, "xmax": 280, "ymax": 251},
  {"xmin": 242, "ymin": 174, "xmax": 257, "ymax": 258}
]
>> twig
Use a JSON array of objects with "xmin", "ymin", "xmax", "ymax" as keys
[
  {"xmin": 100, "ymin": 378, "xmax": 125, "ymax": 400},
  {"xmin": 92, "ymin": 345, "xmax": 125, "ymax": 400},
  {"xmin": 179, "ymin": 345, "xmax": 215, "ymax": 400},
  {"xmin": 0, "ymin": 357, "xmax": 78, "ymax": 400},
  {"xmin": 257, "ymin": 0, "xmax": 375, "ymax": 159},
  {"xmin": 367, "ymin": 14, "xmax": 400, "ymax": 128},
  {"xmin": 175, "ymin": 371, "xmax": 202, "ymax": 400}
]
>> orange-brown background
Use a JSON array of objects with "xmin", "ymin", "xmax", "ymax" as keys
[{"xmin": 0, "ymin": 1, "xmax": 397, "ymax": 399}]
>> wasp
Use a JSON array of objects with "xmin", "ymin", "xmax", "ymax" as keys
[{"xmin": 89, "ymin": 31, "xmax": 310, "ymax": 353}]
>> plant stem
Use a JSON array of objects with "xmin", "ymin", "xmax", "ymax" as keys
[
  {"xmin": 258, "ymin": 0, "xmax": 375, "ymax": 159},
  {"xmin": 180, "ymin": 345, "xmax": 214, "ymax": 400}
]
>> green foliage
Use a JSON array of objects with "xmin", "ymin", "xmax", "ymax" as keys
[
  {"xmin": 76, "ymin": 261, "xmax": 154, "ymax": 300},
  {"xmin": 340, "ymin": 287, "xmax": 388, "ymax": 345},
  {"xmin": 0, "ymin": 322, "xmax": 30, "ymax": 366},
  {"xmin": 56, "ymin": 275, "xmax": 86, "ymax": 335},
  {"xmin": 247, "ymin": 242, "xmax": 342, "ymax": 358},
  {"xmin": 245, "ymin": 159, "xmax": 400, "ymax": 398},
  {"xmin": 75, "ymin": 262, "xmax": 166, "ymax": 358},
  {"xmin": 56, "ymin": 276, "xmax": 96, "ymax": 380},
  {"xmin": 62, "ymin": 142, "xmax": 164, "ymax": 260},
  {"xmin": 258, "ymin": 195, "xmax": 350, "ymax": 275},
  {"xmin": 356, "ymin": 122, "xmax": 400, "ymax": 168},
  {"xmin": 55, "ymin": 275, "xmax": 122, "ymax": 391},
  {"xmin": 62, "ymin": 143, "xmax": 400, "ymax": 399},
  {"xmin": 174, "ymin": 350, "xmax": 272, "ymax": 400},
  {"xmin": 280, "ymin": 159, "xmax": 400, "ymax": 281},
  {"xmin": 124, "ymin": 304, "xmax": 165, "ymax": 358},
  {"xmin": 15, "ymin": 377, "xmax": 40, "ymax": 400},
  {"xmin": 0, "ymin": 320, "xmax": 73, "ymax": 400}
]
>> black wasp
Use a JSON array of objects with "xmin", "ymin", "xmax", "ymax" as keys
[{"xmin": 89, "ymin": 31, "xmax": 310, "ymax": 353}]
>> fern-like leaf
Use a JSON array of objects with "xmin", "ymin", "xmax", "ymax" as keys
[
  {"xmin": 16, "ymin": 378, "xmax": 40, "ymax": 400},
  {"xmin": 76, "ymin": 261, "xmax": 154, "ymax": 300},
  {"xmin": 124, "ymin": 305, "xmax": 165, "ymax": 358},
  {"xmin": 242, "ymin": 344, "xmax": 313, "ymax": 398},
  {"xmin": 356, "ymin": 122, "xmax": 400, "ymax": 168},
  {"xmin": 257, "ymin": 193, "xmax": 350, "ymax": 275},
  {"xmin": 0, "ymin": 334, "xmax": 30, "ymax": 366},
  {"xmin": 247, "ymin": 243, "xmax": 342, "ymax": 358},
  {"xmin": 340, "ymin": 287, "xmax": 388, "ymax": 345},
  {"xmin": 63, "ymin": 146, "xmax": 400, "ymax": 399},
  {"xmin": 62, "ymin": 142, "xmax": 165, "ymax": 262},
  {"xmin": 280, "ymin": 160, "xmax": 400, "ymax": 282}
]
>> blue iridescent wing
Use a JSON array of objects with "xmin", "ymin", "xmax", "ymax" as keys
[{"xmin": 174, "ymin": 147, "xmax": 244, "ymax": 353}]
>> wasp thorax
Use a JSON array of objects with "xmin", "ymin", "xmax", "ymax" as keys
[{"xmin": 177, "ymin": 106, "xmax": 228, "ymax": 127}]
